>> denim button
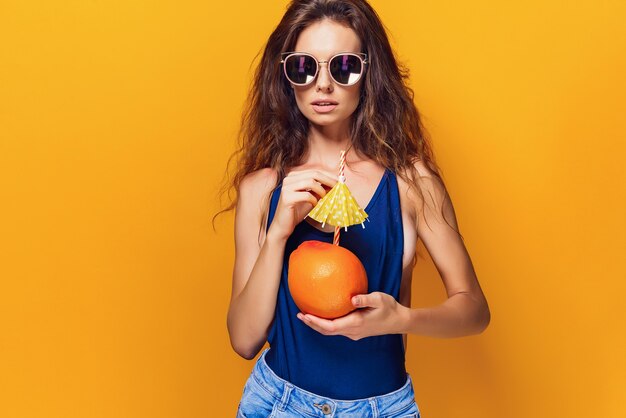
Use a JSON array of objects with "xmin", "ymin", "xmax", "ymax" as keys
[{"xmin": 314, "ymin": 403, "xmax": 332, "ymax": 414}]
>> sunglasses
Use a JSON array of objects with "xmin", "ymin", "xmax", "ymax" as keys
[{"xmin": 280, "ymin": 51, "xmax": 369, "ymax": 87}]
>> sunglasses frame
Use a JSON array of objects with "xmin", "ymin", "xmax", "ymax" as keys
[{"xmin": 280, "ymin": 51, "xmax": 369, "ymax": 87}]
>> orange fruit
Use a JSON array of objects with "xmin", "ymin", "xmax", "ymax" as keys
[{"xmin": 288, "ymin": 240, "xmax": 368, "ymax": 319}]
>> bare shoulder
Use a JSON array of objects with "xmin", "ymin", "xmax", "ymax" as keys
[
  {"xmin": 396, "ymin": 160, "xmax": 440, "ymax": 212},
  {"xmin": 237, "ymin": 168, "xmax": 277, "ymax": 212},
  {"xmin": 235, "ymin": 168, "xmax": 277, "ymax": 242},
  {"xmin": 407, "ymin": 159, "xmax": 439, "ymax": 183},
  {"xmin": 239, "ymin": 167, "xmax": 277, "ymax": 197}
]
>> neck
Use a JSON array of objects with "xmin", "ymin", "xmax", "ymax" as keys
[{"xmin": 305, "ymin": 122, "xmax": 356, "ymax": 169}]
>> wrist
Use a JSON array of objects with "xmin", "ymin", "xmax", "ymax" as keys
[
  {"xmin": 266, "ymin": 225, "xmax": 289, "ymax": 246},
  {"xmin": 397, "ymin": 304, "xmax": 413, "ymax": 335}
]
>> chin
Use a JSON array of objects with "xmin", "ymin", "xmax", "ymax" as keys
[
  {"xmin": 310, "ymin": 115, "xmax": 338, "ymax": 123},
  {"xmin": 307, "ymin": 111, "xmax": 350, "ymax": 123}
]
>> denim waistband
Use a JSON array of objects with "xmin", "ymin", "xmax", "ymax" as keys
[{"xmin": 251, "ymin": 348, "xmax": 415, "ymax": 417}]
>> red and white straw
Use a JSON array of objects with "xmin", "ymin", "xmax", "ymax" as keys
[{"xmin": 333, "ymin": 150, "xmax": 346, "ymax": 246}]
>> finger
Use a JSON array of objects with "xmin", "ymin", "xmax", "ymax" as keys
[
  {"xmin": 291, "ymin": 191, "xmax": 317, "ymax": 208},
  {"xmin": 297, "ymin": 313, "xmax": 337, "ymax": 335},
  {"xmin": 294, "ymin": 178, "xmax": 326, "ymax": 198},
  {"xmin": 352, "ymin": 292, "xmax": 383, "ymax": 308},
  {"xmin": 310, "ymin": 170, "xmax": 339, "ymax": 188},
  {"xmin": 297, "ymin": 314, "xmax": 328, "ymax": 335},
  {"xmin": 283, "ymin": 175, "xmax": 326, "ymax": 196},
  {"xmin": 286, "ymin": 170, "xmax": 338, "ymax": 188},
  {"xmin": 321, "ymin": 310, "xmax": 363, "ymax": 330}
]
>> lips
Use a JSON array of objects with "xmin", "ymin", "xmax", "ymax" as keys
[
  {"xmin": 311, "ymin": 99, "xmax": 339, "ymax": 106},
  {"xmin": 311, "ymin": 99, "xmax": 338, "ymax": 114}
]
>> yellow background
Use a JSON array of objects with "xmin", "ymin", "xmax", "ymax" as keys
[{"xmin": 1, "ymin": 1, "xmax": 624, "ymax": 417}]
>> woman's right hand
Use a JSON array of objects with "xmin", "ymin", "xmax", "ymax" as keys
[{"xmin": 268, "ymin": 169, "xmax": 338, "ymax": 242}]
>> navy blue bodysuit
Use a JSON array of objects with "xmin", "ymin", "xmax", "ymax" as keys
[{"xmin": 264, "ymin": 167, "xmax": 407, "ymax": 400}]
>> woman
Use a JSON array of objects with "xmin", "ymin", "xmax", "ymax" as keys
[{"xmin": 219, "ymin": 0, "xmax": 490, "ymax": 416}]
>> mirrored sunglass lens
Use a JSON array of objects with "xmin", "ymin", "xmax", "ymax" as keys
[
  {"xmin": 329, "ymin": 54, "xmax": 363, "ymax": 85},
  {"xmin": 284, "ymin": 55, "xmax": 317, "ymax": 84}
]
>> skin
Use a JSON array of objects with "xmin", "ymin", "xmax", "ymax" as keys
[{"xmin": 227, "ymin": 19, "xmax": 490, "ymax": 360}]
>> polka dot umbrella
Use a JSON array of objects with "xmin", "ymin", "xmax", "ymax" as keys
[{"xmin": 305, "ymin": 150, "xmax": 369, "ymax": 245}]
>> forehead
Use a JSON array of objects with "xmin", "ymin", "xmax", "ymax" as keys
[{"xmin": 294, "ymin": 19, "xmax": 362, "ymax": 58}]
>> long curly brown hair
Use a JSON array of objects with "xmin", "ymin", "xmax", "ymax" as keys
[{"xmin": 213, "ymin": 0, "xmax": 452, "ymax": 239}]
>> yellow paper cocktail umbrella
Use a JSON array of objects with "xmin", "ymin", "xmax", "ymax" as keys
[{"xmin": 305, "ymin": 150, "xmax": 368, "ymax": 244}]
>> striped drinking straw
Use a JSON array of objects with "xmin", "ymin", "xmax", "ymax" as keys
[{"xmin": 333, "ymin": 150, "xmax": 346, "ymax": 246}]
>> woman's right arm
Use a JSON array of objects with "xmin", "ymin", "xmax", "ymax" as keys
[
  {"xmin": 226, "ymin": 169, "xmax": 283, "ymax": 360},
  {"xmin": 226, "ymin": 168, "xmax": 336, "ymax": 360}
]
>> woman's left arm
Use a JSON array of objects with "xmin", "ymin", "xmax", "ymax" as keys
[
  {"xmin": 297, "ymin": 164, "xmax": 490, "ymax": 339},
  {"xmin": 400, "ymin": 168, "xmax": 490, "ymax": 338}
]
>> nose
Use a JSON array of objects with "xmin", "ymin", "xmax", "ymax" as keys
[{"xmin": 315, "ymin": 60, "xmax": 333, "ymax": 93}]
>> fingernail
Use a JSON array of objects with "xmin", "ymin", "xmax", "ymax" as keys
[{"xmin": 353, "ymin": 296, "xmax": 360, "ymax": 306}]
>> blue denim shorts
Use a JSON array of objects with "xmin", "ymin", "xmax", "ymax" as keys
[{"xmin": 237, "ymin": 348, "xmax": 421, "ymax": 418}]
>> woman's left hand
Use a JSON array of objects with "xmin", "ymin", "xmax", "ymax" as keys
[{"xmin": 296, "ymin": 292, "xmax": 409, "ymax": 340}]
